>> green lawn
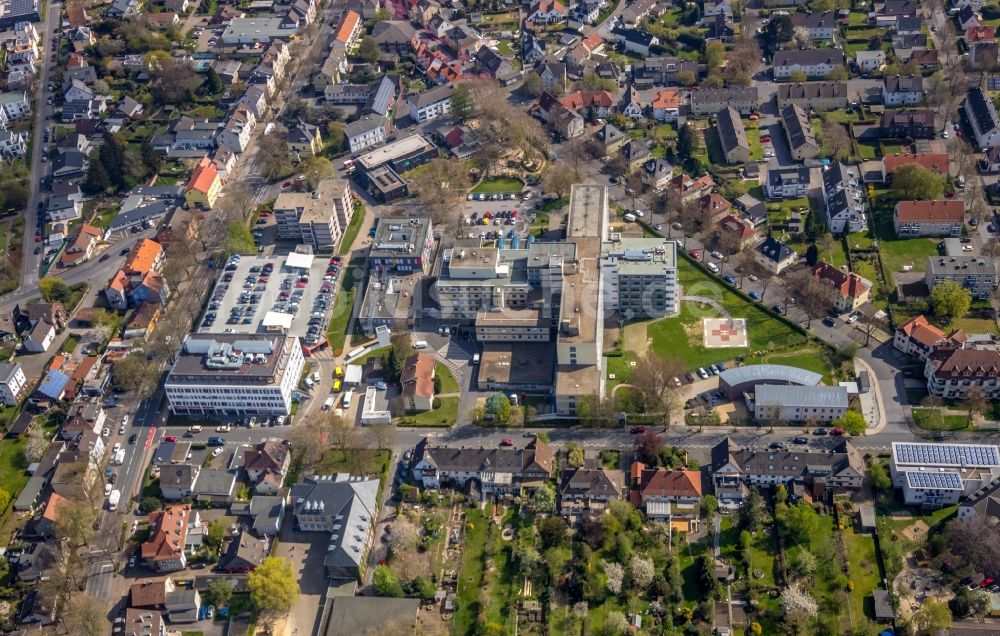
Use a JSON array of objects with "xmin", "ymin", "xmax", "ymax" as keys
[
  {"xmin": 639, "ymin": 257, "xmax": 807, "ymax": 372},
  {"xmin": 453, "ymin": 509, "xmax": 488, "ymax": 635},
  {"xmin": 950, "ymin": 317, "xmax": 999, "ymax": 335},
  {"xmin": 326, "ymin": 257, "xmax": 363, "ymax": 355},
  {"xmin": 434, "ymin": 363, "xmax": 460, "ymax": 393},
  {"xmin": 872, "ymin": 210, "xmax": 939, "ymax": 283},
  {"xmin": 0, "ymin": 437, "xmax": 29, "ymax": 504},
  {"xmin": 337, "ymin": 203, "xmax": 366, "ymax": 256},
  {"xmin": 471, "ymin": 177, "xmax": 524, "ymax": 194},
  {"xmin": 314, "ymin": 449, "xmax": 390, "ymax": 476},
  {"xmin": 496, "ymin": 39, "xmax": 515, "ymax": 56},
  {"xmin": 911, "ymin": 408, "xmax": 970, "ymax": 431},
  {"xmin": 400, "ymin": 397, "xmax": 459, "ymax": 426},
  {"xmin": 843, "ymin": 528, "xmax": 881, "ymax": 622}
]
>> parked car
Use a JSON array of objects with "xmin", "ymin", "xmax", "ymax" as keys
[{"xmin": 499, "ymin": 439, "xmax": 513, "ymax": 447}]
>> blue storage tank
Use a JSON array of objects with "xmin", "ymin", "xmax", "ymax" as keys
[
  {"xmin": 526, "ymin": 235, "xmax": 535, "ymax": 246},
  {"xmin": 498, "ymin": 236, "xmax": 506, "ymax": 249},
  {"xmin": 512, "ymin": 234, "xmax": 522, "ymax": 249}
]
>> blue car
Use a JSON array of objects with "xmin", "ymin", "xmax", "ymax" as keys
[
  {"xmin": 723, "ymin": 274, "xmax": 735, "ymax": 284},
  {"xmin": 748, "ymin": 291, "xmax": 761, "ymax": 300}
]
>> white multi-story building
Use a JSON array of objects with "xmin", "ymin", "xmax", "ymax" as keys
[
  {"xmin": 344, "ymin": 114, "xmax": 387, "ymax": 153},
  {"xmin": 0, "ymin": 362, "xmax": 27, "ymax": 407},
  {"xmin": 165, "ymin": 335, "xmax": 305, "ymax": 416},
  {"xmin": 273, "ymin": 179, "xmax": 351, "ymax": 253},
  {"xmin": 890, "ymin": 442, "xmax": 1000, "ymax": 509},
  {"xmin": 750, "ymin": 384, "xmax": 849, "ymax": 423},
  {"xmin": 0, "ymin": 91, "xmax": 30, "ymax": 119},
  {"xmin": 406, "ymin": 84, "xmax": 453, "ymax": 123},
  {"xmin": 601, "ymin": 236, "xmax": 677, "ymax": 319},
  {"xmin": 0, "ymin": 130, "xmax": 27, "ymax": 159}
]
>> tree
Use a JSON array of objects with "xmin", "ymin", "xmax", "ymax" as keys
[
  {"xmin": 23, "ymin": 427, "xmax": 48, "ymax": 463},
  {"xmin": 566, "ymin": 444, "xmax": 585, "ymax": 468},
  {"xmin": 326, "ymin": 121, "xmax": 345, "ymax": 151},
  {"xmin": 702, "ymin": 495, "xmax": 719, "ymax": 517},
  {"xmin": 790, "ymin": 550, "xmax": 817, "ymax": 577},
  {"xmin": 39, "ymin": 277, "xmax": 71, "ymax": 303},
  {"xmin": 930, "ymin": 280, "xmax": 972, "ymax": 323},
  {"xmin": 61, "ymin": 594, "xmax": 105, "ymax": 636},
  {"xmin": 148, "ymin": 57, "xmax": 202, "ymax": 105},
  {"xmin": 408, "ymin": 157, "xmax": 471, "ymax": 234},
  {"xmin": 54, "ymin": 498, "xmax": 96, "ymax": 547},
  {"xmin": 203, "ymin": 66, "xmax": 223, "ymax": 95},
  {"xmin": 357, "ymin": 35, "xmax": 380, "ymax": 63},
  {"xmin": 139, "ymin": 497, "xmax": 162, "ymax": 513},
  {"xmin": 247, "ymin": 557, "xmax": 299, "ymax": 618},
  {"xmin": 301, "ymin": 156, "xmax": 334, "ymax": 190},
  {"xmin": 943, "ymin": 516, "xmax": 1000, "ymax": 578},
  {"xmin": 450, "ymin": 84, "xmax": 474, "ymax": 120},
  {"xmin": 833, "ymin": 411, "xmax": 867, "ymax": 436},
  {"xmin": 531, "ymin": 483, "xmax": 556, "ymax": 512},
  {"xmin": 868, "ymin": 459, "xmax": 892, "ymax": 493},
  {"xmin": 827, "ymin": 66, "xmax": 850, "ymax": 81},
  {"xmin": 206, "ymin": 520, "xmax": 227, "ymax": 549},
  {"xmin": 821, "ymin": 120, "xmax": 852, "ymax": 162},
  {"xmin": 83, "ymin": 155, "xmax": 111, "ymax": 194},
  {"xmin": 539, "ymin": 516, "xmax": 569, "ymax": 549},
  {"xmin": 962, "ymin": 387, "xmax": 989, "ymax": 425},
  {"xmin": 627, "ymin": 555, "xmax": 655, "ymax": 591},
  {"xmin": 602, "ymin": 559, "xmax": 624, "ymax": 594},
  {"xmin": 373, "ymin": 565, "xmax": 405, "ymax": 597},
  {"xmin": 676, "ymin": 123, "xmax": 696, "ymax": 159},
  {"xmin": 542, "ymin": 160, "xmax": 579, "ymax": 199},
  {"xmin": 891, "ymin": 163, "xmax": 945, "ymax": 200},
  {"xmin": 630, "ymin": 351, "xmax": 684, "ymax": 417},
  {"xmin": 737, "ymin": 488, "xmax": 766, "ymax": 533},
  {"xmin": 788, "ymin": 69, "xmax": 807, "ymax": 83},
  {"xmin": 705, "ymin": 40, "xmax": 725, "ymax": 70},
  {"xmin": 603, "ymin": 611, "xmax": 628, "ymax": 636},
  {"xmin": 207, "ymin": 578, "xmax": 233, "ymax": 608},
  {"xmin": 112, "ymin": 352, "xmax": 161, "ymax": 397},
  {"xmin": 521, "ymin": 71, "xmax": 543, "ymax": 97},
  {"xmin": 410, "ymin": 576, "xmax": 436, "ymax": 601},
  {"xmin": 257, "ymin": 132, "xmax": 292, "ymax": 181},
  {"xmin": 387, "ymin": 518, "xmax": 420, "ymax": 553},
  {"xmin": 779, "ymin": 501, "xmax": 820, "ymax": 543},
  {"xmin": 764, "ymin": 13, "xmax": 795, "ymax": 49},
  {"xmin": 780, "ymin": 584, "xmax": 818, "ymax": 618},
  {"xmin": 912, "ymin": 599, "xmax": 952, "ymax": 634},
  {"xmin": 790, "ymin": 269, "xmax": 833, "ymax": 328}
]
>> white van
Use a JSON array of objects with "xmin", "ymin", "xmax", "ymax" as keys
[
  {"xmin": 305, "ymin": 377, "xmax": 315, "ymax": 389},
  {"xmin": 342, "ymin": 389, "xmax": 354, "ymax": 408},
  {"xmin": 707, "ymin": 262, "xmax": 720, "ymax": 273},
  {"xmin": 413, "ymin": 340, "xmax": 428, "ymax": 349},
  {"xmin": 623, "ymin": 213, "xmax": 637, "ymax": 222}
]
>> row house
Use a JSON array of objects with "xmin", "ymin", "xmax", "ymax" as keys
[
  {"xmin": 894, "ymin": 315, "xmax": 966, "ymax": 362},
  {"xmin": 790, "ymin": 11, "xmax": 838, "ymax": 39},
  {"xmin": 630, "ymin": 462, "xmax": 702, "ymax": 529},
  {"xmin": 558, "ymin": 468, "xmax": 625, "ymax": 516},
  {"xmin": 772, "ymin": 48, "xmax": 845, "ymax": 80},
  {"xmin": 690, "ymin": 86, "xmax": 758, "ymax": 115},
  {"xmin": 332, "ymin": 10, "xmax": 362, "ymax": 52},
  {"xmin": 925, "ymin": 255, "xmax": 997, "ymax": 300},
  {"xmin": 776, "ymin": 82, "xmax": 847, "ymax": 111},
  {"xmin": 967, "ymin": 86, "xmax": 1000, "ymax": 149},
  {"xmin": 879, "ymin": 109, "xmax": 935, "ymax": 139},
  {"xmin": 526, "ymin": 0, "xmax": 567, "ymax": 25},
  {"xmin": 410, "ymin": 437, "xmax": 554, "ymax": 499},
  {"xmin": 631, "ymin": 56, "xmax": 699, "ymax": 89},
  {"xmin": 710, "ymin": 437, "xmax": 864, "ymax": 507},
  {"xmin": 882, "ymin": 75, "xmax": 924, "ymax": 106},
  {"xmin": 372, "ymin": 20, "xmax": 417, "ymax": 55},
  {"xmin": 893, "ymin": 200, "xmax": 965, "ymax": 237},
  {"xmin": 925, "ymin": 347, "xmax": 1000, "ymax": 400},
  {"xmin": 104, "ymin": 239, "xmax": 169, "ymax": 310},
  {"xmin": 821, "ymin": 162, "xmax": 867, "ymax": 234}
]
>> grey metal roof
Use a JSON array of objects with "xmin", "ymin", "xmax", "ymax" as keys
[
  {"xmin": 754, "ymin": 384, "xmax": 848, "ymax": 409},
  {"xmin": 926, "ymin": 255, "xmax": 997, "ymax": 277},
  {"xmin": 720, "ymin": 364, "xmax": 822, "ymax": 388},
  {"xmin": 905, "ymin": 471, "xmax": 964, "ymax": 490},
  {"xmin": 893, "ymin": 442, "xmax": 1000, "ymax": 467}
]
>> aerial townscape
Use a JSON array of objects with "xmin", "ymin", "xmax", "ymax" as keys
[{"xmin": 2, "ymin": 0, "xmax": 1000, "ymax": 633}]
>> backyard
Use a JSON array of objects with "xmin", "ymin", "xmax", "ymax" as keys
[{"xmin": 399, "ymin": 397, "xmax": 460, "ymax": 426}]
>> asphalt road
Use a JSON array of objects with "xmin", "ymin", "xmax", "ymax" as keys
[{"xmin": 19, "ymin": 0, "xmax": 61, "ymax": 291}]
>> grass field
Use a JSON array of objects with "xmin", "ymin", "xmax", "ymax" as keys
[
  {"xmin": 471, "ymin": 177, "xmax": 524, "ymax": 194},
  {"xmin": 872, "ymin": 211, "xmax": 939, "ymax": 283},
  {"xmin": 0, "ymin": 437, "xmax": 28, "ymax": 505},
  {"xmin": 453, "ymin": 509, "xmax": 488, "ymax": 635},
  {"xmin": 950, "ymin": 317, "xmax": 998, "ymax": 335},
  {"xmin": 338, "ymin": 203, "xmax": 366, "ymax": 256},
  {"xmin": 401, "ymin": 397, "xmax": 459, "ymax": 426},
  {"xmin": 434, "ymin": 363, "xmax": 460, "ymax": 393},
  {"xmin": 843, "ymin": 527, "xmax": 881, "ymax": 622},
  {"xmin": 326, "ymin": 258, "xmax": 363, "ymax": 355},
  {"xmin": 911, "ymin": 407, "xmax": 969, "ymax": 431}
]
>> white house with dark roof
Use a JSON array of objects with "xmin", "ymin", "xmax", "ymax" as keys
[
  {"xmin": 882, "ymin": 75, "xmax": 923, "ymax": 106},
  {"xmin": 891, "ymin": 442, "xmax": 1000, "ymax": 508},
  {"xmin": 772, "ymin": 48, "xmax": 845, "ymax": 79},
  {"xmin": 406, "ymin": 84, "xmax": 454, "ymax": 123},
  {"xmin": 966, "ymin": 86, "xmax": 1000, "ymax": 149},
  {"xmin": 754, "ymin": 236, "xmax": 797, "ymax": 273}
]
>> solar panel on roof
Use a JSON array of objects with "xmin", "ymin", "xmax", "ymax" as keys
[
  {"xmin": 894, "ymin": 443, "xmax": 1000, "ymax": 467},
  {"xmin": 905, "ymin": 471, "xmax": 964, "ymax": 490}
]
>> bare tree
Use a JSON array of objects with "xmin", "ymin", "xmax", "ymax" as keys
[
  {"xmin": 61, "ymin": 594, "xmax": 106, "ymax": 636},
  {"xmin": 409, "ymin": 157, "xmax": 471, "ymax": 236},
  {"xmin": 735, "ymin": 244, "xmax": 756, "ymax": 287},
  {"xmin": 856, "ymin": 307, "xmax": 889, "ymax": 347},
  {"xmin": 542, "ymin": 160, "xmax": 580, "ymax": 199},
  {"xmin": 630, "ymin": 351, "xmax": 685, "ymax": 417},
  {"xmin": 789, "ymin": 269, "xmax": 832, "ymax": 328},
  {"xmin": 368, "ymin": 422, "xmax": 395, "ymax": 452},
  {"xmin": 820, "ymin": 120, "xmax": 852, "ymax": 162}
]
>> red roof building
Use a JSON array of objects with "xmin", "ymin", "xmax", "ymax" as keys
[{"xmin": 810, "ymin": 261, "xmax": 872, "ymax": 313}]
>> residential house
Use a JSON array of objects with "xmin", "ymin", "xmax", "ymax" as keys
[
  {"xmin": 957, "ymin": 4, "xmax": 980, "ymax": 29},
  {"xmin": 641, "ymin": 157, "xmax": 673, "ymax": 190},
  {"xmin": 401, "ymin": 352, "xmax": 435, "ymax": 412},
  {"xmin": 0, "ymin": 130, "xmax": 27, "ymax": 159},
  {"xmin": 969, "ymin": 41, "xmax": 999, "ymax": 70},
  {"xmin": 924, "ymin": 348, "xmax": 1000, "ymax": 400},
  {"xmin": 407, "ymin": 84, "xmax": 453, "ymax": 123},
  {"xmin": 896, "ymin": 15, "xmax": 923, "ymax": 34},
  {"xmin": 967, "ymin": 86, "xmax": 1000, "ymax": 148},
  {"xmin": 981, "ymin": 146, "xmax": 1000, "ymax": 173},
  {"xmin": 559, "ymin": 468, "xmax": 625, "ymax": 516},
  {"xmin": 372, "ymin": 20, "xmax": 416, "ymax": 55},
  {"xmin": 925, "ymin": 255, "xmax": 997, "ymax": 299},
  {"xmin": 410, "ymin": 437, "xmax": 554, "ymax": 496},
  {"xmin": 776, "ymin": 82, "xmax": 847, "ymax": 110},
  {"xmin": 332, "ymin": 10, "xmax": 362, "ymax": 51},
  {"xmin": 286, "ymin": 122, "xmax": 322, "ymax": 157},
  {"xmin": 164, "ymin": 589, "xmax": 202, "ymax": 624},
  {"xmin": 780, "ymin": 104, "xmax": 820, "ymax": 160},
  {"xmin": 734, "ymin": 193, "xmax": 767, "ymax": 226},
  {"xmin": 159, "ymin": 464, "xmax": 199, "ymax": 501},
  {"xmin": 122, "ymin": 608, "xmax": 165, "ymax": 636},
  {"xmin": 882, "ymin": 75, "xmax": 924, "ymax": 106},
  {"xmin": 243, "ymin": 441, "xmax": 290, "ymax": 495},
  {"xmin": 236, "ymin": 85, "xmax": 268, "ymax": 120},
  {"xmin": 216, "ymin": 104, "xmax": 256, "ymax": 154},
  {"xmin": 755, "ymin": 236, "xmax": 797, "ymax": 273},
  {"xmin": 710, "ymin": 437, "xmax": 864, "ymax": 506},
  {"xmin": 183, "ymin": 157, "xmax": 222, "ymax": 209},
  {"xmin": 618, "ymin": 85, "xmax": 644, "ymax": 118},
  {"xmin": 24, "ymin": 321, "xmax": 55, "ymax": 353},
  {"xmin": 632, "ymin": 56, "xmax": 699, "ymax": 88},
  {"xmin": 810, "ymin": 261, "xmax": 873, "ymax": 313},
  {"xmin": 51, "ymin": 150, "xmax": 87, "ymax": 179},
  {"xmin": 666, "ymin": 172, "xmax": 715, "ymax": 203},
  {"xmin": 630, "ymin": 463, "xmax": 702, "ymax": 527},
  {"xmin": 700, "ymin": 193, "xmax": 733, "ymax": 228},
  {"xmin": 0, "ymin": 362, "xmax": 27, "ymax": 406},
  {"xmin": 146, "ymin": 11, "xmax": 178, "ymax": 29},
  {"xmin": 855, "ymin": 50, "xmax": 887, "ymax": 74},
  {"xmin": 879, "ymin": 109, "xmax": 935, "ymax": 139},
  {"xmin": 819, "ymin": 162, "xmax": 866, "ymax": 234},
  {"xmin": 290, "ymin": 474, "xmax": 379, "ymax": 579},
  {"xmin": 715, "ymin": 107, "xmax": 750, "ymax": 164},
  {"xmin": 595, "ymin": 123, "xmax": 626, "ymax": 153},
  {"xmin": 904, "ymin": 48, "xmax": 940, "ymax": 71},
  {"xmin": 894, "ymin": 314, "xmax": 964, "ymax": 361},
  {"xmin": 789, "ymin": 11, "xmax": 837, "ymax": 39},
  {"xmin": 104, "ymin": 239, "xmax": 168, "ymax": 310},
  {"xmin": 691, "ymin": 87, "xmax": 758, "ymax": 116},
  {"xmin": 772, "ymin": 48, "xmax": 845, "ymax": 79},
  {"xmin": 718, "ymin": 214, "xmax": 759, "ymax": 249},
  {"xmin": 142, "ymin": 504, "xmax": 198, "ymax": 572},
  {"xmin": 475, "ymin": 47, "xmax": 519, "ymax": 85},
  {"xmin": 893, "ymin": 200, "xmax": 965, "ymax": 237},
  {"xmin": 219, "ymin": 531, "xmax": 267, "ymax": 573},
  {"xmin": 63, "ymin": 78, "xmax": 94, "ymax": 102},
  {"xmin": 526, "ymin": 0, "xmax": 567, "ymax": 25},
  {"xmin": 651, "ymin": 89, "xmax": 680, "ymax": 121},
  {"xmin": 621, "ymin": 139, "xmax": 651, "ymax": 171},
  {"xmin": 958, "ymin": 476, "xmax": 1000, "ymax": 521},
  {"xmin": 60, "ymin": 402, "xmax": 106, "ymax": 441},
  {"xmin": 345, "ymin": 115, "xmax": 388, "ymax": 153},
  {"xmin": 0, "ymin": 90, "xmax": 31, "ymax": 119},
  {"xmin": 538, "ymin": 61, "xmax": 568, "ymax": 93},
  {"xmin": 609, "ymin": 26, "xmax": 659, "ymax": 56}
]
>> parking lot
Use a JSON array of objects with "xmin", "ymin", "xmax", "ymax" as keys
[{"xmin": 198, "ymin": 252, "xmax": 343, "ymax": 346}]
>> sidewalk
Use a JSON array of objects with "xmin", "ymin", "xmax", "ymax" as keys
[{"xmin": 855, "ymin": 357, "xmax": 885, "ymax": 434}]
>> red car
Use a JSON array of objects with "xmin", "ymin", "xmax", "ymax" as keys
[
  {"xmin": 749, "ymin": 113, "xmax": 760, "ymax": 121},
  {"xmin": 829, "ymin": 428, "xmax": 845, "ymax": 436},
  {"xmin": 760, "ymin": 135, "xmax": 771, "ymax": 143},
  {"xmin": 956, "ymin": 130, "xmax": 964, "ymax": 137},
  {"xmin": 164, "ymin": 435, "xmax": 177, "ymax": 442},
  {"xmin": 630, "ymin": 426, "xmax": 645, "ymax": 434},
  {"xmin": 981, "ymin": 578, "xmax": 995, "ymax": 588},
  {"xmin": 499, "ymin": 439, "xmax": 513, "ymax": 447},
  {"xmin": 689, "ymin": 249, "xmax": 700, "ymax": 259},
  {"xmin": 329, "ymin": 256, "xmax": 342, "ymax": 264}
]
